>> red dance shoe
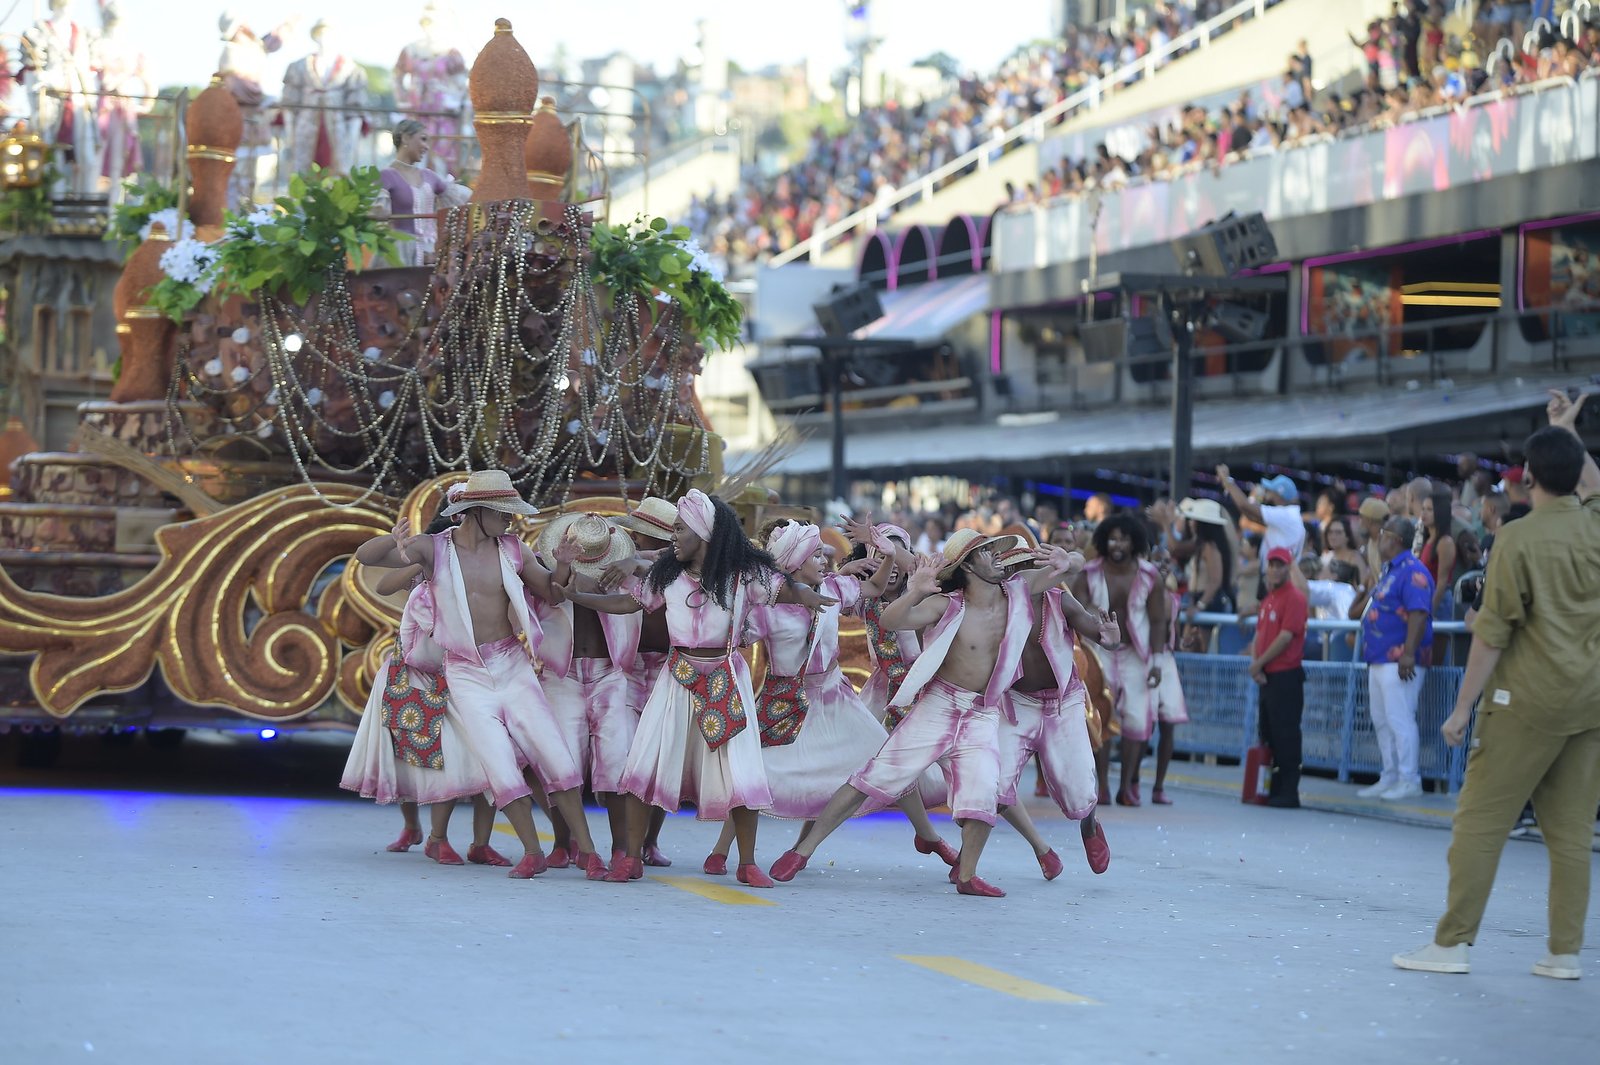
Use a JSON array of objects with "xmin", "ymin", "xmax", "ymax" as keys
[
  {"xmin": 509, "ymin": 851, "xmax": 549, "ymax": 879},
  {"xmin": 1082, "ymin": 822, "xmax": 1111, "ymax": 874},
  {"xmin": 583, "ymin": 852, "xmax": 609, "ymax": 881},
  {"xmin": 913, "ymin": 834, "xmax": 960, "ymax": 867},
  {"xmin": 574, "ymin": 851, "xmax": 600, "ymax": 874},
  {"xmin": 643, "ymin": 843, "xmax": 673, "ymax": 867},
  {"xmin": 955, "ymin": 875, "xmax": 1006, "ymax": 898},
  {"xmin": 600, "ymin": 860, "xmax": 634, "ymax": 884},
  {"xmin": 737, "ymin": 863, "xmax": 775, "ymax": 889},
  {"xmin": 1038, "ymin": 848, "xmax": 1064, "ymax": 881},
  {"xmin": 1151, "ymin": 788, "xmax": 1173, "ymax": 806},
  {"xmin": 467, "ymin": 843, "xmax": 512, "ymax": 867},
  {"xmin": 948, "ymin": 864, "xmax": 960, "ymax": 884},
  {"xmin": 703, "ymin": 852, "xmax": 728, "ymax": 876},
  {"xmin": 1115, "ymin": 787, "xmax": 1141, "ymax": 807},
  {"xmin": 625, "ymin": 856, "xmax": 644, "ymax": 881},
  {"xmin": 1097, "ymin": 786, "xmax": 1113, "ymax": 805},
  {"xmin": 546, "ymin": 846, "xmax": 571, "ymax": 870},
  {"xmin": 769, "ymin": 850, "xmax": 809, "ymax": 882},
  {"xmin": 424, "ymin": 837, "xmax": 464, "ymax": 866},
  {"xmin": 387, "ymin": 827, "xmax": 423, "ymax": 852}
]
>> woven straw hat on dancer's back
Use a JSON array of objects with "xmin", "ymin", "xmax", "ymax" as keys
[
  {"xmin": 535, "ymin": 512, "xmax": 634, "ymax": 580},
  {"xmin": 936, "ymin": 529, "xmax": 1020, "ymax": 580}
]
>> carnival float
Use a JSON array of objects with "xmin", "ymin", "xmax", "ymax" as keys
[{"xmin": 0, "ymin": 18, "xmax": 832, "ymax": 763}]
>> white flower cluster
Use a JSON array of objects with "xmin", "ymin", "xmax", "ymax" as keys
[
  {"xmin": 138, "ymin": 207, "xmax": 194, "ymax": 242},
  {"xmin": 681, "ymin": 239, "xmax": 725, "ymax": 283},
  {"xmin": 158, "ymin": 238, "xmax": 222, "ymax": 294},
  {"xmin": 224, "ymin": 204, "xmax": 282, "ymax": 241}
]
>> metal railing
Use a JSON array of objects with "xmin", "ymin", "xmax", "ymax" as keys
[
  {"xmin": 1174, "ymin": 612, "xmax": 1472, "ymax": 791},
  {"xmin": 1023, "ymin": 301, "xmax": 1596, "ymax": 413},
  {"xmin": 769, "ymin": 0, "xmax": 1280, "ymax": 267}
]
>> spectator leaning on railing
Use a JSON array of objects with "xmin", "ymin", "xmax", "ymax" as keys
[
  {"xmin": 1348, "ymin": 515, "xmax": 1434, "ymax": 802},
  {"xmin": 1395, "ymin": 389, "xmax": 1600, "ymax": 981}
]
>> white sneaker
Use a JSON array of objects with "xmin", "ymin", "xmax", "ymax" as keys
[
  {"xmin": 1393, "ymin": 942, "xmax": 1470, "ymax": 974},
  {"xmin": 1380, "ymin": 781, "xmax": 1424, "ymax": 801},
  {"xmin": 1533, "ymin": 954, "xmax": 1582, "ymax": 980},
  {"xmin": 1357, "ymin": 779, "xmax": 1395, "ymax": 798}
]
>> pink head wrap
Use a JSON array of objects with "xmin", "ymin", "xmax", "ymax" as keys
[
  {"xmin": 768, "ymin": 522, "xmax": 821, "ymax": 575},
  {"xmin": 870, "ymin": 522, "xmax": 910, "ymax": 556},
  {"xmin": 677, "ymin": 489, "xmax": 716, "ymax": 542}
]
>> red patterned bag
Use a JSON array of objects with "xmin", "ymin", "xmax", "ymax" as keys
[{"xmin": 381, "ymin": 659, "xmax": 448, "ymax": 770}]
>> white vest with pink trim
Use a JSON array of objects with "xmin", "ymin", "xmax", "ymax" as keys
[
  {"xmin": 429, "ymin": 529, "xmax": 542, "ymax": 666},
  {"xmin": 1084, "ymin": 559, "xmax": 1160, "ymax": 662},
  {"xmin": 1037, "ymin": 587, "xmax": 1086, "ymax": 701},
  {"xmin": 889, "ymin": 574, "xmax": 1034, "ymax": 709},
  {"xmin": 397, "ymin": 581, "xmax": 446, "ymax": 674}
]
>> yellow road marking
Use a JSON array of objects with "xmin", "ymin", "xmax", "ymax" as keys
[
  {"xmin": 896, "ymin": 955, "xmax": 1097, "ymax": 1004},
  {"xmin": 649, "ymin": 875, "xmax": 777, "ymax": 907},
  {"xmin": 492, "ymin": 825, "xmax": 555, "ymax": 843}
]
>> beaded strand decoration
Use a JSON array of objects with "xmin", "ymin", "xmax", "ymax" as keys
[{"xmin": 167, "ymin": 200, "xmax": 714, "ymax": 510}]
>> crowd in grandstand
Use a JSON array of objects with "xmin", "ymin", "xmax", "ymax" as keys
[
  {"xmin": 1017, "ymin": 0, "xmax": 1600, "ymax": 205},
  {"xmin": 685, "ymin": 1, "xmax": 1273, "ymax": 275}
]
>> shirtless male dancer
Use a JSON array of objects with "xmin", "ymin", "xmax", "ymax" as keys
[
  {"xmin": 771, "ymin": 532, "xmax": 1079, "ymax": 897},
  {"xmin": 369, "ymin": 470, "xmax": 605, "ymax": 879},
  {"xmin": 1071, "ymin": 513, "xmax": 1169, "ymax": 807}
]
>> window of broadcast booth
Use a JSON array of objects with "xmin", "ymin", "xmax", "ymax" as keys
[
  {"xmin": 1302, "ymin": 234, "xmax": 1499, "ymax": 368},
  {"xmin": 1518, "ymin": 215, "xmax": 1600, "ymax": 343}
]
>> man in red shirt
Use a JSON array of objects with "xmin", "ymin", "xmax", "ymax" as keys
[{"xmin": 1251, "ymin": 547, "xmax": 1309, "ymax": 808}]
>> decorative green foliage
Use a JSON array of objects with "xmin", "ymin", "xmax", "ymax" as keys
[
  {"xmin": 146, "ymin": 165, "xmax": 408, "ymax": 321},
  {"xmin": 106, "ymin": 176, "xmax": 181, "ymax": 255},
  {"xmin": 589, "ymin": 215, "xmax": 744, "ymax": 351}
]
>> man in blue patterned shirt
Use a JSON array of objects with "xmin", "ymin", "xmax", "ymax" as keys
[{"xmin": 1348, "ymin": 516, "xmax": 1434, "ymax": 802}]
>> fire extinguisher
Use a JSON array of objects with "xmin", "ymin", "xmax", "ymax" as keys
[{"xmin": 1242, "ymin": 744, "xmax": 1273, "ymax": 805}]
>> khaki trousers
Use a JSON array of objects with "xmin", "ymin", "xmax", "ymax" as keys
[{"xmin": 1435, "ymin": 709, "xmax": 1600, "ymax": 956}]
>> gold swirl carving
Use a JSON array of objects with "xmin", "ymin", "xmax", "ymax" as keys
[{"xmin": 0, "ymin": 484, "xmax": 393, "ymax": 720}]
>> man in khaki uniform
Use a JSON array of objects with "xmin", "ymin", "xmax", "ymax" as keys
[{"xmin": 1394, "ymin": 390, "xmax": 1600, "ymax": 979}]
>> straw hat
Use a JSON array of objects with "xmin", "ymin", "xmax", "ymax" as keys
[
  {"xmin": 439, "ymin": 470, "xmax": 538, "ymax": 518},
  {"xmin": 535, "ymin": 512, "xmax": 634, "ymax": 580},
  {"xmin": 1177, "ymin": 497, "xmax": 1229, "ymax": 526},
  {"xmin": 995, "ymin": 542, "xmax": 1036, "ymax": 569},
  {"xmin": 613, "ymin": 496, "xmax": 677, "ymax": 541},
  {"xmin": 937, "ymin": 529, "xmax": 1020, "ymax": 579}
]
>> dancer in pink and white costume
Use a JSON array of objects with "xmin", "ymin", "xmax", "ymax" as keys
[
  {"xmin": 534, "ymin": 512, "xmax": 643, "ymax": 869},
  {"xmin": 842, "ymin": 519, "xmax": 923, "ymax": 728},
  {"xmin": 993, "ymin": 544, "xmax": 1120, "ymax": 877},
  {"xmin": 339, "ymin": 556, "xmax": 510, "ymax": 867},
  {"xmin": 703, "ymin": 521, "xmax": 958, "ymax": 873},
  {"xmin": 1072, "ymin": 514, "xmax": 1173, "ymax": 807},
  {"xmin": 368, "ymin": 469, "xmax": 605, "ymax": 880},
  {"xmin": 771, "ymin": 531, "xmax": 1080, "ymax": 898},
  {"xmin": 612, "ymin": 496, "xmax": 682, "ymax": 867},
  {"xmin": 1146, "ymin": 574, "xmax": 1190, "ymax": 805},
  {"xmin": 560, "ymin": 490, "xmax": 832, "ymax": 887}
]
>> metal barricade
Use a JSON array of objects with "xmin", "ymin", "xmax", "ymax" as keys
[{"xmin": 1174, "ymin": 613, "xmax": 1471, "ymax": 793}]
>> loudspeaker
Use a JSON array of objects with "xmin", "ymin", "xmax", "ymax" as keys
[
  {"xmin": 812, "ymin": 282, "xmax": 885, "ymax": 338},
  {"xmin": 1078, "ymin": 315, "xmax": 1173, "ymax": 362},
  {"xmin": 1211, "ymin": 301, "xmax": 1270, "ymax": 342},
  {"xmin": 1172, "ymin": 212, "xmax": 1278, "ymax": 277}
]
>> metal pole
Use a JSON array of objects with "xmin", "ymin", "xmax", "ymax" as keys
[
  {"xmin": 1167, "ymin": 293, "xmax": 1195, "ymax": 500},
  {"xmin": 828, "ymin": 348, "xmax": 848, "ymax": 504}
]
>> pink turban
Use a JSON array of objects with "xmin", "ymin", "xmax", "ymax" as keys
[
  {"xmin": 871, "ymin": 522, "xmax": 910, "ymax": 555},
  {"xmin": 768, "ymin": 522, "xmax": 821, "ymax": 575},
  {"xmin": 677, "ymin": 489, "xmax": 716, "ymax": 542}
]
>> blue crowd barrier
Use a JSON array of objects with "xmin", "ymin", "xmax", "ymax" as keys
[{"xmin": 1170, "ymin": 614, "xmax": 1471, "ymax": 793}]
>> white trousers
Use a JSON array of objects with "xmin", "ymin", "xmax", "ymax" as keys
[{"xmin": 1367, "ymin": 662, "xmax": 1426, "ymax": 787}]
